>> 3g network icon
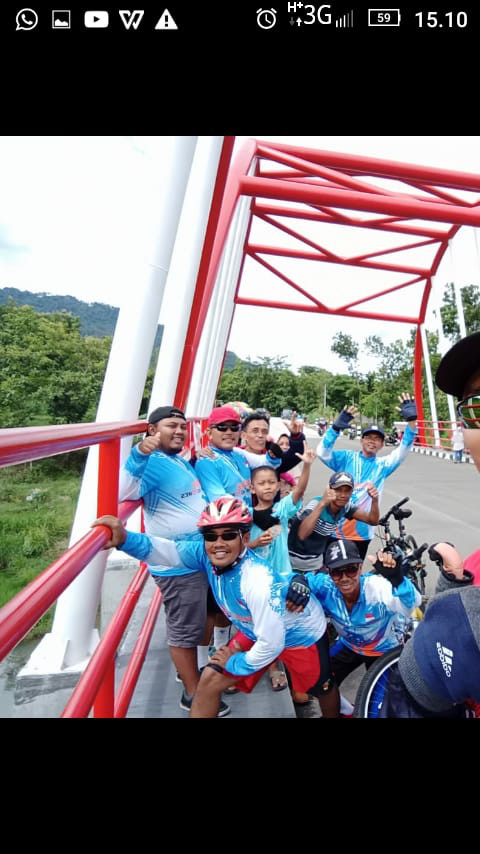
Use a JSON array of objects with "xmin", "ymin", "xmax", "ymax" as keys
[{"xmin": 119, "ymin": 9, "xmax": 144, "ymax": 29}]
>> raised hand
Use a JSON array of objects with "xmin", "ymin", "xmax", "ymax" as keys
[
  {"xmin": 333, "ymin": 405, "xmax": 359, "ymax": 432},
  {"xmin": 295, "ymin": 445, "xmax": 316, "ymax": 466},
  {"xmin": 396, "ymin": 393, "xmax": 417, "ymax": 422},
  {"xmin": 284, "ymin": 410, "xmax": 303, "ymax": 435},
  {"xmin": 138, "ymin": 431, "xmax": 164, "ymax": 454}
]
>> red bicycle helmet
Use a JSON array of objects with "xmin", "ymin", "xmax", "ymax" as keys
[{"xmin": 198, "ymin": 496, "xmax": 252, "ymax": 530}]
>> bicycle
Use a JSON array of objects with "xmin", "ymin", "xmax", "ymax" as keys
[
  {"xmin": 374, "ymin": 496, "xmax": 429, "ymax": 605},
  {"xmin": 353, "ymin": 497, "xmax": 430, "ymax": 718}
]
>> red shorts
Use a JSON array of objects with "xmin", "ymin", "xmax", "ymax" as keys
[{"xmin": 220, "ymin": 630, "xmax": 332, "ymax": 696}]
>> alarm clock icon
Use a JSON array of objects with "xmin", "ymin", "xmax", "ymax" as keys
[{"xmin": 256, "ymin": 8, "xmax": 277, "ymax": 29}]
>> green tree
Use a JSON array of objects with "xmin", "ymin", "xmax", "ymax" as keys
[
  {"xmin": 440, "ymin": 282, "xmax": 480, "ymax": 341},
  {"xmin": 0, "ymin": 301, "xmax": 111, "ymax": 427},
  {"xmin": 331, "ymin": 332, "xmax": 359, "ymax": 373}
]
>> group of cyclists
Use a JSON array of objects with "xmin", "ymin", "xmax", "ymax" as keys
[{"xmin": 93, "ymin": 329, "xmax": 480, "ymax": 718}]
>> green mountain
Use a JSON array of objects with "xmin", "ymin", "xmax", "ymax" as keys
[
  {"xmin": 0, "ymin": 287, "xmax": 163, "ymax": 347},
  {"xmin": 0, "ymin": 288, "xmax": 248, "ymax": 366}
]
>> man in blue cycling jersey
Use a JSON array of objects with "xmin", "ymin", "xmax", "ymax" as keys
[
  {"xmin": 92, "ymin": 497, "xmax": 341, "ymax": 718},
  {"xmin": 193, "ymin": 405, "xmax": 282, "ymax": 509},
  {"xmin": 297, "ymin": 539, "xmax": 422, "ymax": 688},
  {"xmin": 118, "ymin": 405, "xmax": 231, "ymax": 715},
  {"xmin": 317, "ymin": 393, "xmax": 418, "ymax": 558}
]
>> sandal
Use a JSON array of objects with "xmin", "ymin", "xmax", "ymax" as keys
[{"xmin": 269, "ymin": 669, "xmax": 288, "ymax": 692}]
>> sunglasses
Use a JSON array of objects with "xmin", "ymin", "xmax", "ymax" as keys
[
  {"xmin": 456, "ymin": 395, "xmax": 480, "ymax": 429},
  {"xmin": 328, "ymin": 565, "xmax": 360, "ymax": 579},
  {"xmin": 211, "ymin": 423, "xmax": 241, "ymax": 432},
  {"xmin": 202, "ymin": 530, "xmax": 240, "ymax": 542}
]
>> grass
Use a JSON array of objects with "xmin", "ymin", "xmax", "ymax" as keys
[{"xmin": 0, "ymin": 457, "xmax": 83, "ymax": 639}]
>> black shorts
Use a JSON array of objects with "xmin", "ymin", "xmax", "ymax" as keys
[
  {"xmin": 330, "ymin": 642, "xmax": 377, "ymax": 686},
  {"xmin": 206, "ymin": 585, "xmax": 223, "ymax": 616}
]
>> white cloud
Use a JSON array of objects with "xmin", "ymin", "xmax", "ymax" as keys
[{"xmin": 1, "ymin": 135, "xmax": 479, "ymax": 374}]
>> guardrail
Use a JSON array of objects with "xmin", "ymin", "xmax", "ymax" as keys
[{"xmin": 0, "ymin": 417, "xmax": 207, "ymax": 717}]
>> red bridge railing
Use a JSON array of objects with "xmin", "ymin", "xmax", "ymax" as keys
[{"xmin": 0, "ymin": 417, "xmax": 207, "ymax": 718}]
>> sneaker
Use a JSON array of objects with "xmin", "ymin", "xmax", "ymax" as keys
[{"xmin": 179, "ymin": 691, "xmax": 231, "ymax": 717}]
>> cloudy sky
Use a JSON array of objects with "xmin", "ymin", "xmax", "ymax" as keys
[{"xmin": 1, "ymin": 135, "xmax": 480, "ymax": 374}]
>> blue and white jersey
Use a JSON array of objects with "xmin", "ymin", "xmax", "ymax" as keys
[
  {"xmin": 316, "ymin": 423, "xmax": 417, "ymax": 542},
  {"xmin": 119, "ymin": 530, "xmax": 327, "ymax": 678},
  {"xmin": 250, "ymin": 493, "xmax": 302, "ymax": 578},
  {"xmin": 119, "ymin": 443, "xmax": 206, "ymax": 577},
  {"xmin": 195, "ymin": 447, "xmax": 281, "ymax": 509},
  {"xmin": 307, "ymin": 571, "xmax": 421, "ymax": 655}
]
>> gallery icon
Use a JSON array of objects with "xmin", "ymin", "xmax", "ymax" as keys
[
  {"xmin": 52, "ymin": 10, "xmax": 71, "ymax": 28},
  {"xmin": 84, "ymin": 10, "xmax": 109, "ymax": 27},
  {"xmin": 15, "ymin": 8, "xmax": 38, "ymax": 30}
]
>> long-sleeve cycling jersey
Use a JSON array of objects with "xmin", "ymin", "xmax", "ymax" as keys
[
  {"xmin": 194, "ymin": 447, "xmax": 281, "ymax": 509},
  {"xmin": 316, "ymin": 423, "xmax": 417, "ymax": 542},
  {"xmin": 250, "ymin": 492, "xmax": 302, "ymax": 577},
  {"xmin": 239, "ymin": 433, "xmax": 306, "ymax": 475},
  {"xmin": 118, "ymin": 530, "xmax": 327, "ymax": 678},
  {"xmin": 118, "ymin": 444, "xmax": 206, "ymax": 577},
  {"xmin": 306, "ymin": 571, "xmax": 421, "ymax": 655}
]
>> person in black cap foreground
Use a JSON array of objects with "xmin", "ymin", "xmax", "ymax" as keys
[
  {"xmin": 287, "ymin": 539, "xmax": 422, "ymax": 693},
  {"xmin": 376, "ymin": 542, "xmax": 480, "ymax": 717},
  {"xmin": 288, "ymin": 471, "xmax": 380, "ymax": 575},
  {"xmin": 435, "ymin": 329, "xmax": 480, "ymax": 471},
  {"xmin": 367, "ymin": 333, "xmax": 480, "ymax": 717},
  {"xmin": 343, "ymin": 333, "xmax": 480, "ymax": 717},
  {"xmin": 118, "ymin": 405, "xmax": 230, "ymax": 716},
  {"xmin": 316, "ymin": 394, "xmax": 418, "ymax": 559}
]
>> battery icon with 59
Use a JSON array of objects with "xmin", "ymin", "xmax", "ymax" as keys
[{"xmin": 368, "ymin": 9, "xmax": 401, "ymax": 26}]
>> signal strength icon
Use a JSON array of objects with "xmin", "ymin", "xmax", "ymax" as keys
[{"xmin": 335, "ymin": 9, "xmax": 354, "ymax": 27}]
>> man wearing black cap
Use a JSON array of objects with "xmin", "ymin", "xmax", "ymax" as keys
[
  {"xmin": 300, "ymin": 539, "xmax": 422, "ymax": 691},
  {"xmin": 435, "ymin": 329, "xmax": 480, "ymax": 471},
  {"xmin": 118, "ymin": 405, "xmax": 230, "ymax": 716},
  {"xmin": 288, "ymin": 471, "xmax": 380, "ymax": 574},
  {"xmin": 317, "ymin": 394, "xmax": 418, "ymax": 558}
]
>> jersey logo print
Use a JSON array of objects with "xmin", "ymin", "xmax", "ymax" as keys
[{"xmin": 436, "ymin": 642, "xmax": 453, "ymax": 678}]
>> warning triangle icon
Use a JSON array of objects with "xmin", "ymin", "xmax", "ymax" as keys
[{"xmin": 155, "ymin": 9, "xmax": 178, "ymax": 29}]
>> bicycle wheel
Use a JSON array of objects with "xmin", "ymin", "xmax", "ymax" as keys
[{"xmin": 353, "ymin": 647, "xmax": 403, "ymax": 718}]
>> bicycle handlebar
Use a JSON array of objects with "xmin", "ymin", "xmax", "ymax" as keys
[
  {"xmin": 378, "ymin": 497, "xmax": 410, "ymax": 526},
  {"xmin": 412, "ymin": 542, "xmax": 428, "ymax": 562}
]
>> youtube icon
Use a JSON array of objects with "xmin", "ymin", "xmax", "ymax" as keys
[{"xmin": 84, "ymin": 11, "xmax": 109, "ymax": 28}]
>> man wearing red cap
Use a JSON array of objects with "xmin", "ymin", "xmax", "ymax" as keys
[{"xmin": 194, "ymin": 406, "xmax": 283, "ymax": 508}]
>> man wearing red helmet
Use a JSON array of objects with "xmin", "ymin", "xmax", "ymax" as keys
[{"xmin": 93, "ymin": 496, "xmax": 341, "ymax": 718}]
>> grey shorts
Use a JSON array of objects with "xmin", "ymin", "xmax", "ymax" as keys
[{"xmin": 152, "ymin": 571, "xmax": 209, "ymax": 647}]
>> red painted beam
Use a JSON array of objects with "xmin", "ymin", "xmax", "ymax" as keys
[
  {"xmin": 240, "ymin": 176, "xmax": 480, "ymax": 226},
  {"xmin": 234, "ymin": 296, "xmax": 419, "ymax": 324},
  {"xmin": 256, "ymin": 141, "xmax": 480, "ymax": 193}
]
